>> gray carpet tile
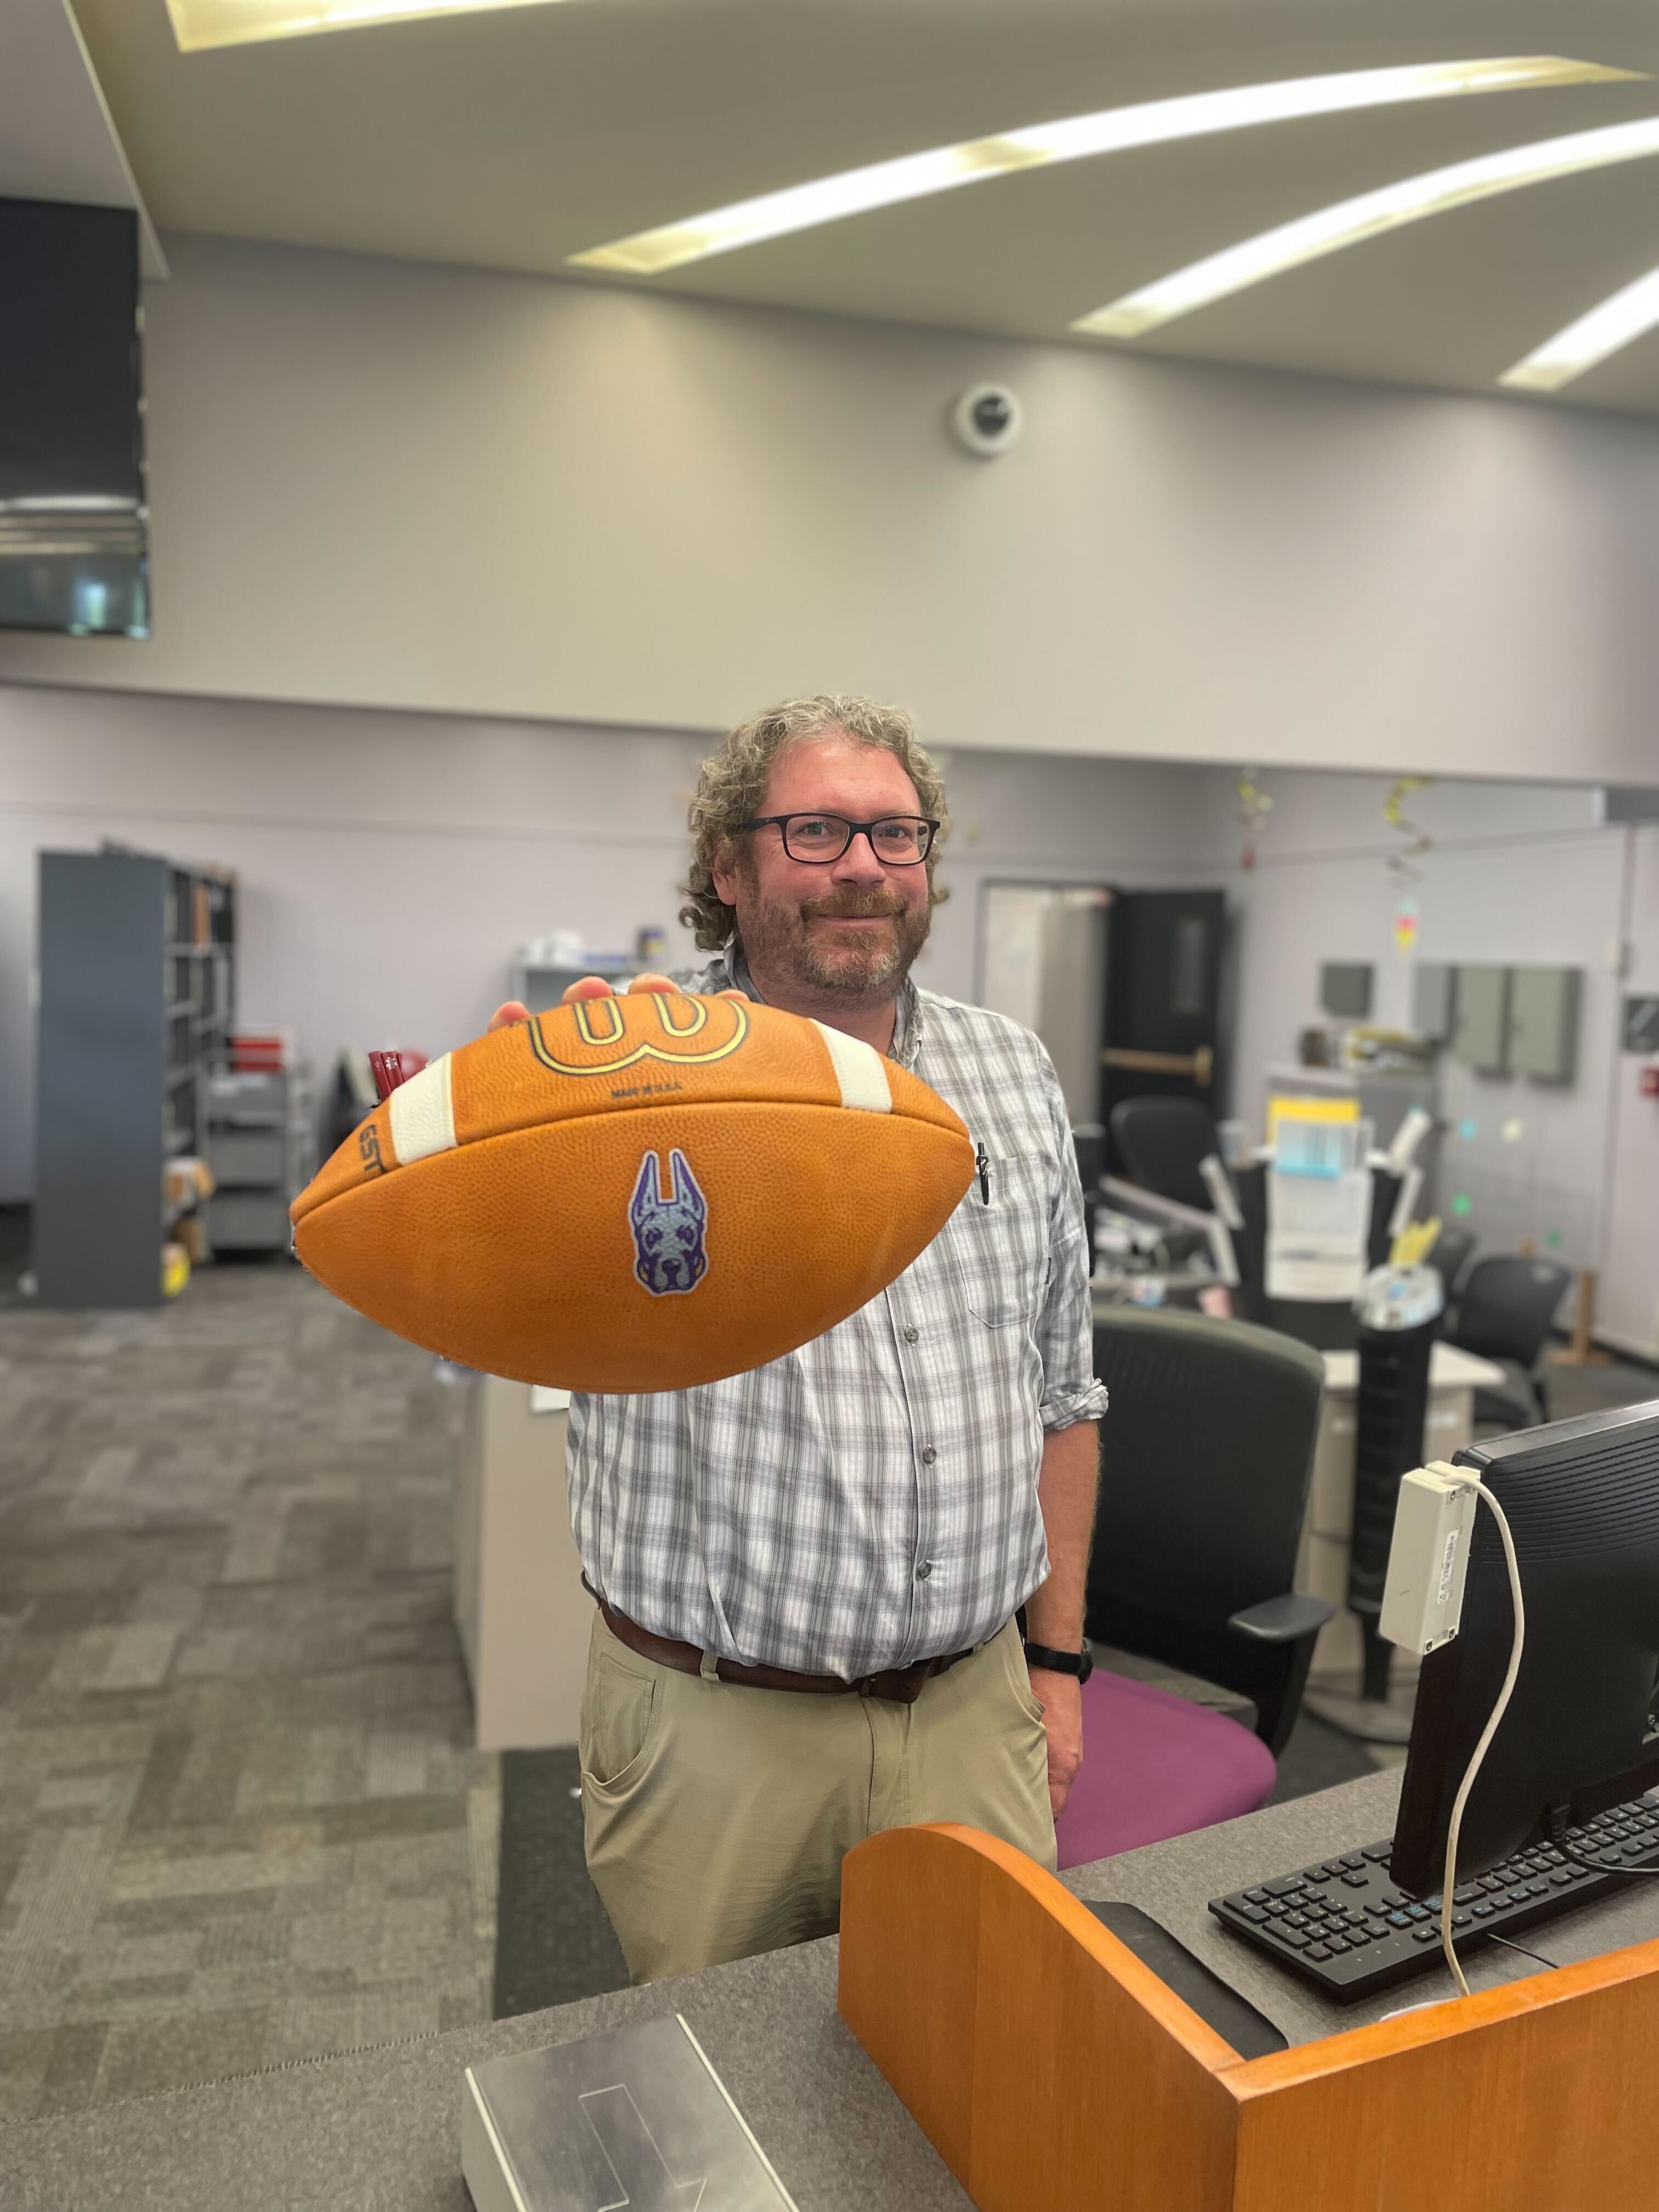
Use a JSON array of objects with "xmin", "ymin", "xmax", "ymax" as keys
[{"xmin": 0, "ymin": 1265, "xmax": 500, "ymax": 2122}]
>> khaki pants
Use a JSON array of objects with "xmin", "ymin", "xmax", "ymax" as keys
[{"xmin": 578, "ymin": 1610, "xmax": 1056, "ymax": 1983}]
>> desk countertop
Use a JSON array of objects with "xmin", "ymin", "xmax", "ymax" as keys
[
  {"xmin": 1320, "ymin": 1342, "xmax": 1505, "ymax": 1394},
  {"xmin": 9, "ymin": 1769, "xmax": 1659, "ymax": 2212}
]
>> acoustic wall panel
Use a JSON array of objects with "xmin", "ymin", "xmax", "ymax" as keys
[{"xmin": 1452, "ymin": 965, "xmax": 1511, "ymax": 1074}]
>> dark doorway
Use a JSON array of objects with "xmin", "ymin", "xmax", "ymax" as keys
[{"xmin": 1101, "ymin": 889, "xmax": 1226, "ymax": 1169}]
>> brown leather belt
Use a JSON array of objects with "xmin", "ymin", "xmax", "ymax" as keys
[{"xmin": 592, "ymin": 1590, "xmax": 976, "ymax": 1707}]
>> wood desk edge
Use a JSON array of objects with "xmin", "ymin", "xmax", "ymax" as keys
[{"xmin": 839, "ymin": 1821, "xmax": 1659, "ymax": 2212}]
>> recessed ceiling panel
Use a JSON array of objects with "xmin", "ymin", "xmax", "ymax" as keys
[
  {"xmin": 570, "ymin": 59, "xmax": 1635, "ymax": 276},
  {"xmin": 57, "ymin": 0, "xmax": 1659, "ymax": 413}
]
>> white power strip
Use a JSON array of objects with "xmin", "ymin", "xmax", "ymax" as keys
[
  {"xmin": 1378, "ymin": 1459, "xmax": 1528, "ymax": 1998},
  {"xmin": 1380, "ymin": 1462, "xmax": 1479, "ymax": 1657}
]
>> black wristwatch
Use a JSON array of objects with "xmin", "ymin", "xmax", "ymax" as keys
[{"xmin": 1022, "ymin": 1636, "xmax": 1094, "ymax": 1683}]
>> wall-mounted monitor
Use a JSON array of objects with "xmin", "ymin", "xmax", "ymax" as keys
[{"xmin": 0, "ymin": 198, "xmax": 148, "ymax": 638}]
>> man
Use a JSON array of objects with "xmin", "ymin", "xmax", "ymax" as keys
[{"xmin": 490, "ymin": 694, "xmax": 1106, "ymax": 1981}]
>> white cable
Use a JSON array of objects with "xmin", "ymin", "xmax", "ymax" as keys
[{"xmin": 1438, "ymin": 1475, "xmax": 1526, "ymax": 1996}]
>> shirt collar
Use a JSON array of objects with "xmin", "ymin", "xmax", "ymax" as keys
[{"xmin": 717, "ymin": 944, "xmax": 922, "ymax": 1069}]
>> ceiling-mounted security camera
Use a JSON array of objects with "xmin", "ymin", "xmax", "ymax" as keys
[{"xmin": 951, "ymin": 383, "xmax": 1023, "ymax": 458}]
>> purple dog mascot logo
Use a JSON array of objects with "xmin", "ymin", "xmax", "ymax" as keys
[{"xmin": 628, "ymin": 1148, "xmax": 709, "ymax": 1296}]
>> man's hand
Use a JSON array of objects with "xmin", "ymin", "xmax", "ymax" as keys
[
  {"xmin": 1026, "ymin": 1664, "xmax": 1084, "ymax": 1820},
  {"xmin": 487, "ymin": 973, "xmax": 744, "ymax": 1035}
]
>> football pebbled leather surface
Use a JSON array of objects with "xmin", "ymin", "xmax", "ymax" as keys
[{"xmin": 290, "ymin": 993, "xmax": 974, "ymax": 1392}]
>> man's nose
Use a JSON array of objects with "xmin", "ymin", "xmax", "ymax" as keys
[{"xmin": 830, "ymin": 831, "xmax": 888, "ymax": 885}]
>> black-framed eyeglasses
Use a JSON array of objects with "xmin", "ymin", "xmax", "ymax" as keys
[{"xmin": 739, "ymin": 813, "xmax": 940, "ymax": 865}]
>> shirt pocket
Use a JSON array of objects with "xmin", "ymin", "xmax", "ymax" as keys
[{"xmin": 946, "ymin": 1149, "xmax": 1053, "ymax": 1331}]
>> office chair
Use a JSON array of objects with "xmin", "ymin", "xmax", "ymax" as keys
[
  {"xmin": 1108, "ymin": 1095, "xmax": 1221, "ymax": 1214},
  {"xmin": 1054, "ymin": 1307, "xmax": 1332, "ymax": 1870},
  {"xmin": 1426, "ymin": 1224, "xmax": 1475, "ymax": 1308},
  {"xmin": 1446, "ymin": 1254, "xmax": 1571, "ymax": 1428}
]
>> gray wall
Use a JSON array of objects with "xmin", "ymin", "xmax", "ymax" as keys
[
  {"xmin": 0, "ymin": 681, "xmax": 1201, "ymax": 1202},
  {"xmin": 3, "ymin": 234, "xmax": 1659, "ymax": 787}
]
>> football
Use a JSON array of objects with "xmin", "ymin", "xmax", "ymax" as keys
[{"xmin": 290, "ymin": 992, "xmax": 975, "ymax": 1392}]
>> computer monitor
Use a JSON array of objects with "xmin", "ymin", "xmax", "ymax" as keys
[{"xmin": 1391, "ymin": 1400, "xmax": 1659, "ymax": 1898}]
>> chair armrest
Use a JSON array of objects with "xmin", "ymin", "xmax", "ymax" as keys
[{"xmin": 1227, "ymin": 1592, "xmax": 1335, "ymax": 1644}]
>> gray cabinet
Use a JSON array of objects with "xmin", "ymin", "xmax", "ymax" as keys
[
  {"xmin": 1412, "ymin": 963, "xmax": 1458, "ymax": 1043},
  {"xmin": 1446, "ymin": 963, "xmax": 1582, "ymax": 1083},
  {"xmin": 1451, "ymin": 966, "xmax": 1511, "ymax": 1074},
  {"xmin": 1508, "ymin": 967, "xmax": 1581, "ymax": 1083},
  {"xmin": 34, "ymin": 848, "xmax": 235, "ymax": 1307}
]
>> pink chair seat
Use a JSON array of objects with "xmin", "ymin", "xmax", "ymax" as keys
[{"xmin": 1053, "ymin": 1668, "xmax": 1276, "ymax": 1872}]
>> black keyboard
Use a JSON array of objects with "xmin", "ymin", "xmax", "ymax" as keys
[{"xmin": 1209, "ymin": 1793, "xmax": 1659, "ymax": 2001}]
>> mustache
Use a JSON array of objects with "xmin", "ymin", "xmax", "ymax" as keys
[{"xmin": 800, "ymin": 890, "xmax": 907, "ymax": 921}]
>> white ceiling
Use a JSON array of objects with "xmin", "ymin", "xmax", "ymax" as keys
[{"xmin": 46, "ymin": 0, "xmax": 1659, "ymax": 410}]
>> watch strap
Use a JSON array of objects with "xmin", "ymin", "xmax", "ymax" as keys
[{"xmin": 1021, "ymin": 1636, "xmax": 1094, "ymax": 1683}]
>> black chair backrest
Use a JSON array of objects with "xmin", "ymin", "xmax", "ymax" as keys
[
  {"xmin": 1449, "ymin": 1256, "xmax": 1571, "ymax": 1369},
  {"xmin": 1427, "ymin": 1226, "xmax": 1476, "ymax": 1304},
  {"xmin": 1108, "ymin": 1096, "xmax": 1219, "ymax": 1213},
  {"xmin": 1087, "ymin": 1306, "xmax": 1325, "ymax": 1641}
]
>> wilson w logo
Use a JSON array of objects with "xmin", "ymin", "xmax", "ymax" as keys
[{"xmin": 528, "ymin": 992, "xmax": 750, "ymax": 1076}]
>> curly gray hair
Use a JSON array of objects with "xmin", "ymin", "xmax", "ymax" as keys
[{"xmin": 679, "ymin": 693, "xmax": 950, "ymax": 951}]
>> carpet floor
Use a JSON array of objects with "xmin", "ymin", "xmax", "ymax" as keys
[
  {"xmin": 0, "ymin": 1262, "xmax": 499, "ymax": 2123},
  {"xmin": 493, "ymin": 1747, "xmax": 628, "ymax": 2018}
]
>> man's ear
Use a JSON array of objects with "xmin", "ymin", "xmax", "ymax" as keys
[{"xmin": 709, "ymin": 837, "xmax": 742, "ymax": 905}]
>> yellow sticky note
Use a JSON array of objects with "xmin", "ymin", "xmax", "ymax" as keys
[{"xmin": 1267, "ymin": 1093, "xmax": 1361, "ymax": 1144}]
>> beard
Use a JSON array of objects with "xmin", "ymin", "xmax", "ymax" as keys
[{"xmin": 737, "ymin": 877, "xmax": 932, "ymax": 1001}]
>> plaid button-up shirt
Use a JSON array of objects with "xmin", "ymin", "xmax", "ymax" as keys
[{"xmin": 565, "ymin": 949, "xmax": 1108, "ymax": 1679}]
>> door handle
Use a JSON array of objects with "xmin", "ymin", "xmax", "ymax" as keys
[{"xmin": 1101, "ymin": 1045, "xmax": 1214, "ymax": 1087}]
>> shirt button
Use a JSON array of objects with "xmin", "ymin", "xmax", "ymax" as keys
[
  {"xmin": 915, "ymin": 1562, "xmax": 933, "ymax": 1581},
  {"xmin": 921, "ymin": 1445, "xmax": 937, "ymax": 1465},
  {"xmin": 903, "ymin": 1325, "xmax": 919, "ymax": 1344}
]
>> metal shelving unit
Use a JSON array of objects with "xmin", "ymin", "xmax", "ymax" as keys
[
  {"xmin": 33, "ymin": 847, "xmax": 235, "ymax": 1307},
  {"xmin": 204, "ymin": 1066, "xmax": 314, "ymax": 1253}
]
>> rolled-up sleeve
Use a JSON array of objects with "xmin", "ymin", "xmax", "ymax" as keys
[{"xmin": 1032, "ymin": 1047, "xmax": 1110, "ymax": 1432}]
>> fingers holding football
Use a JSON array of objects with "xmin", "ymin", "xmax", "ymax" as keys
[
  {"xmin": 625, "ymin": 973, "xmax": 748, "ymax": 1005},
  {"xmin": 498, "ymin": 977, "xmax": 737, "ymax": 1030},
  {"xmin": 560, "ymin": 972, "xmax": 687, "ymax": 1005},
  {"xmin": 559, "ymin": 973, "xmax": 669, "ymax": 1005}
]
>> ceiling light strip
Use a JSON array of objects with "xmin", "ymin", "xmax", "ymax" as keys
[
  {"xmin": 166, "ymin": 0, "xmax": 566, "ymax": 55},
  {"xmin": 1501, "ymin": 266, "xmax": 1659, "ymax": 391},
  {"xmin": 570, "ymin": 58, "xmax": 1634, "ymax": 277},
  {"xmin": 1076, "ymin": 113, "xmax": 1659, "ymax": 339}
]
